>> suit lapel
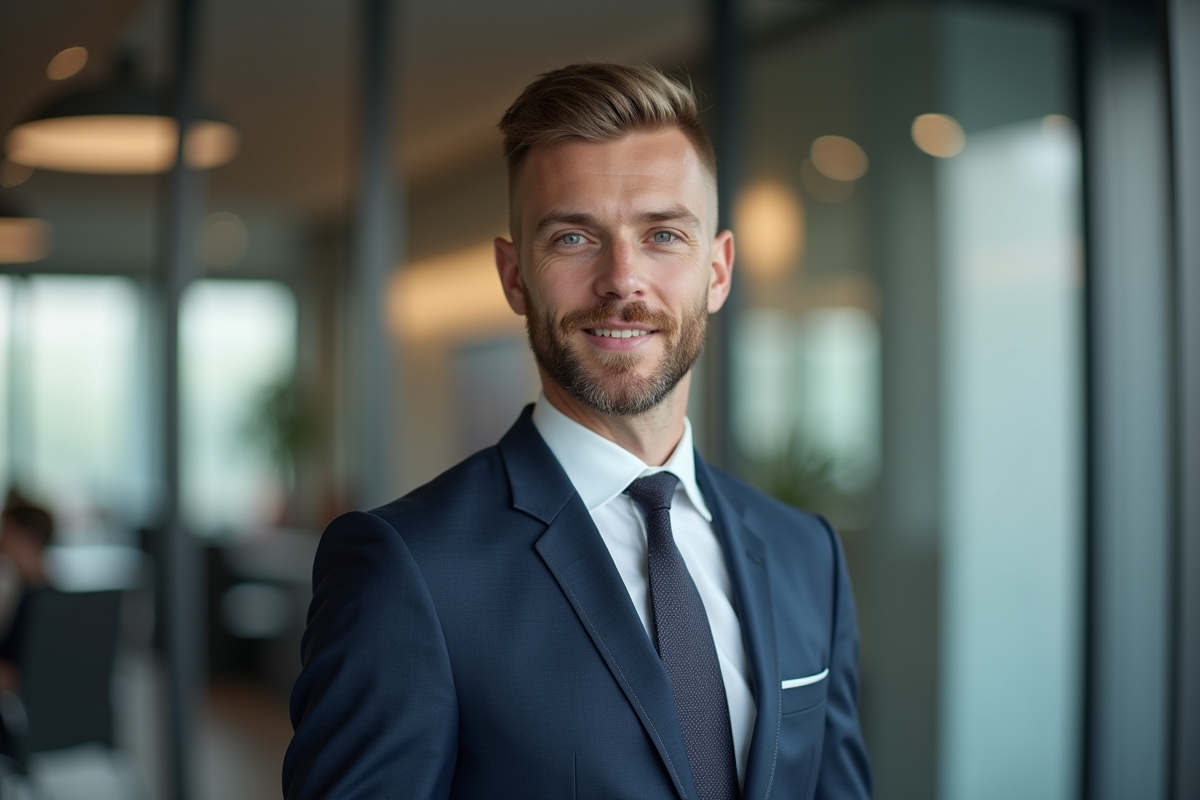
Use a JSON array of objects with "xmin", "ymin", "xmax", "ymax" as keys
[
  {"xmin": 499, "ymin": 409, "xmax": 696, "ymax": 800},
  {"xmin": 695, "ymin": 457, "xmax": 782, "ymax": 800}
]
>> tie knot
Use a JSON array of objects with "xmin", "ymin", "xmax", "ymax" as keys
[{"xmin": 625, "ymin": 472, "xmax": 679, "ymax": 513}]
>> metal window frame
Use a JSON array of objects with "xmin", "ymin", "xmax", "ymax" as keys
[{"xmin": 1165, "ymin": 0, "xmax": 1200, "ymax": 796}]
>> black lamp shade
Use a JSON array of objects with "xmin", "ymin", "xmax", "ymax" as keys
[{"xmin": 3, "ymin": 60, "xmax": 238, "ymax": 175}]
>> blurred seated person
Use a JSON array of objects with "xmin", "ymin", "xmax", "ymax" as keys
[{"xmin": 0, "ymin": 493, "xmax": 53, "ymax": 694}]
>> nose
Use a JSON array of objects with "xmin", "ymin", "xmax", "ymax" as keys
[{"xmin": 593, "ymin": 237, "xmax": 647, "ymax": 301}]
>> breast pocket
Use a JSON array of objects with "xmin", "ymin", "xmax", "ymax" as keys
[
  {"xmin": 781, "ymin": 668, "xmax": 829, "ymax": 715},
  {"xmin": 775, "ymin": 668, "xmax": 830, "ymax": 799}
]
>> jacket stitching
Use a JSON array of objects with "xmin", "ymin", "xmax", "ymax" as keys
[{"xmin": 762, "ymin": 655, "xmax": 782, "ymax": 798}]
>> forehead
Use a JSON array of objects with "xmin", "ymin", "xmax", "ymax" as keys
[{"xmin": 514, "ymin": 129, "xmax": 714, "ymax": 229}]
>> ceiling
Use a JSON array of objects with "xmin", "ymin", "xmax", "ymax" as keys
[{"xmin": 0, "ymin": 0, "xmax": 822, "ymax": 224}]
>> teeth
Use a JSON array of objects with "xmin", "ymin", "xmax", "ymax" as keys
[{"xmin": 592, "ymin": 328, "xmax": 648, "ymax": 338}]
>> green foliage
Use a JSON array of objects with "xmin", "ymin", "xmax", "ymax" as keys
[
  {"xmin": 739, "ymin": 436, "xmax": 841, "ymax": 515},
  {"xmin": 241, "ymin": 378, "xmax": 318, "ymax": 483}
]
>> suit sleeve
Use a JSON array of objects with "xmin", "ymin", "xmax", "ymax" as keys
[
  {"xmin": 283, "ymin": 511, "xmax": 458, "ymax": 799},
  {"xmin": 813, "ymin": 516, "xmax": 872, "ymax": 800}
]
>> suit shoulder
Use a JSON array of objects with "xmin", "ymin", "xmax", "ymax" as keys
[
  {"xmin": 335, "ymin": 445, "xmax": 515, "ymax": 554},
  {"xmin": 377, "ymin": 444, "xmax": 506, "ymax": 510}
]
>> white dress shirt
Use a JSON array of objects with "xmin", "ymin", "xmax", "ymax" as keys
[{"xmin": 532, "ymin": 395, "xmax": 757, "ymax": 787}]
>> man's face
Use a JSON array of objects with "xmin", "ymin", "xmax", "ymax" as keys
[{"xmin": 495, "ymin": 128, "xmax": 733, "ymax": 417}]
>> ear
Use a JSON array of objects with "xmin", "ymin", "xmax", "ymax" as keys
[
  {"xmin": 494, "ymin": 237, "xmax": 527, "ymax": 315},
  {"xmin": 706, "ymin": 229, "xmax": 734, "ymax": 313}
]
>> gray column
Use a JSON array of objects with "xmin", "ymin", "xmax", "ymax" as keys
[
  {"xmin": 5, "ymin": 276, "xmax": 29, "ymax": 489},
  {"xmin": 350, "ymin": 0, "xmax": 401, "ymax": 508},
  {"xmin": 159, "ymin": 0, "xmax": 206, "ymax": 797},
  {"xmin": 701, "ymin": 0, "xmax": 742, "ymax": 470},
  {"xmin": 861, "ymin": 8, "xmax": 941, "ymax": 799},
  {"xmin": 1082, "ymin": 4, "xmax": 1173, "ymax": 798},
  {"xmin": 1168, "ymin": 0, "xmax": 1200, "ymax": 797}
]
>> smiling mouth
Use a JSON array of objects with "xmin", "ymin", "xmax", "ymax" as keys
[{"xmin": 585, "ymin": 328, "xmax": 655, "ymax": 339}]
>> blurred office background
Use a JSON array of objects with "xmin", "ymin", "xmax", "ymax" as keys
[{"xmin": 0, "ymin": 0, "xmax": 1197, "ymax": 798}]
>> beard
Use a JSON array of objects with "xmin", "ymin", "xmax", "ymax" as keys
[{"xmin": 525, "ymin": 288, "xmax": 709, "ymax": 417}]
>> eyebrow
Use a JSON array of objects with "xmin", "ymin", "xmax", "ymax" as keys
[
  {"xmin": 641, "ymin": 206, "xmax": 702, "ymax": 228},
  {"xmin": 533, "ymin": 206, "xmax": 702, "ymax": 236}
]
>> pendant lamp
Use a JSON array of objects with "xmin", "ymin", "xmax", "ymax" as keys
[
  {"xmin": 0, "ymin": 193, "xmax": 50, "ymax": 264},
  {"xmin": 3, "ymin": 57, "xmax": 238, "ymax": 175}
]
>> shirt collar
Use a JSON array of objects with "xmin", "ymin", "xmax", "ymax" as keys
[{"xmin": 531, "ymin": 393, "xmax": 712, "ymax": 521}]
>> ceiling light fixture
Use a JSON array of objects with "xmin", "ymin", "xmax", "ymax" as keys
[
  {"xmin": 912, "ymin": 113, "xmax": 966, "ymax": 158},
  {"xmin": 46, "ymin": 46, "xmax": 89, "ymax": 81},
  {"xmin": 801, "ymin": 158, "xmax": 855, "ymax": 203},
  {"xmin": 734, "ymin": 180, "xmax": 805, "ymax": 282},
  {"xmin": 3, "ymin": 57, "xmax": 239, "ymax": 175},
  {"xmin": 810, "ymin": 135, "xmax": 869, "ymax": 182},
  {"xmin": 0, "ymin": 194, "xmax": 51, "ymax": 264},
  {"xmin": 0, "ymin": 159, "xmax": 34, "ymax": 188}
]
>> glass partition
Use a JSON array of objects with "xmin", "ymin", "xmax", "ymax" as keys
[{"xmin": 737, "ymin": 5, "xmax": 1084, "ymax": 798}]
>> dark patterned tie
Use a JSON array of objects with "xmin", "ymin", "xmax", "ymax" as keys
[{"xmin": 626, "ymin": 472, "xmax": 740, "ymax": 800}]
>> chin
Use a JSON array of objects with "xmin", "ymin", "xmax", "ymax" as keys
[{"xmin": 570, "ymin": 358, "xmax": 681, "ymax": 417}]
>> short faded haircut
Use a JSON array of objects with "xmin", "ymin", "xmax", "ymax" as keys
[{"xmin": 498, "ymin": 63, "xmax": 717, "ymax": 233}]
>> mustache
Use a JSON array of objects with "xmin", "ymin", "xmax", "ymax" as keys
[{"xmin": 558, "ymin": 301, "xmax": 676, "ymax": 334}]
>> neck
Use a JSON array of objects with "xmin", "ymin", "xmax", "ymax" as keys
[{"xmin": 540, "ymin": 371, "xmax": 691, "ymax": 466}]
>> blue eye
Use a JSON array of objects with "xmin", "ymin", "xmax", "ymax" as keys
[
  {"xmin": 560, "ymin": 233, "xmax": 584, "ymax": 245},
  {"xmin": 652, "ymin": 231, "xmax": 676, "ymax": 243}
]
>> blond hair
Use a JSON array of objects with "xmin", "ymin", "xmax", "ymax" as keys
[{"xmin": 499, "ymin": 63, "xmax": 716, "ymax": 190}]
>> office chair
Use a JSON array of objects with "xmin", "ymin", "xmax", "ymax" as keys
[{"xmin": 6, "ymin": 590, "xmax": 120, "ymax": 761}]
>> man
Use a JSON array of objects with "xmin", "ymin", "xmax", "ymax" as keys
[
  {"xmin": 0, "ymin": 494, "xmax": 53, "ymax": 756},
  {"xmin": 284, "ymin": 63, "xmax": 870, "ymax": 800},
  {"xmin": 0, "ymin": 495, "xmax": 52, "ymax": 666}
]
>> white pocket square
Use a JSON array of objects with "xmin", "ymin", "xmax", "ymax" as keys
[{"xmin": 781, "ymin": 669, "xmax": 829, "ymax": 690}]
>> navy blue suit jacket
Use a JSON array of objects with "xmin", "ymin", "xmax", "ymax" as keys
[{"xmin": 284, "ymin": 407, "xmax": 871, "ymax": 799}]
